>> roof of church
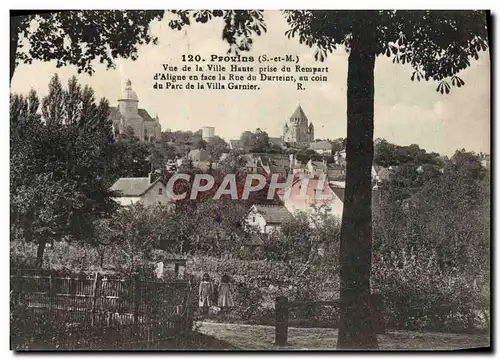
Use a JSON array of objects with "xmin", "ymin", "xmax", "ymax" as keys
[
  {"xmin": 109, "ymin": 107, "xmax": 157, "ymax": 122},
  {"xmin": 290, "ymin": 105, "xmax": 308, "ymax": 121}
]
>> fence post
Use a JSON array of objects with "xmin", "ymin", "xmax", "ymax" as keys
[
  {"xmin": 49, "ymin": 273, "xmax": 53, "ymax": 315},
  {"xmin": 184, "ymin": 286, "xmax": 193, "ymax": 333},
  {"xmin": 134, "ymin": 273, "xmax": 140, "ymax": 325},
  {"xmin": 370, "ymin": 293, "xmax": 386, "ymax": 334},
  {"xmin": 275, "ymin": 296, "xmax": 289, "ymax": 346},
  {"xmin": 152, "ymin": 281, "xmax": 157, "ymax": 343},
  {"xmin": 91, "ymin": 272, "xmax": 100, "ymax": 326}
]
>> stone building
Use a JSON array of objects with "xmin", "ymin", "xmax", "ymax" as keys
[
  {"xmin": 109, "ymin": 79, "xmax": 162, "ymax": 142},
  {"xmin": 282, "ymin": 105, "xmax": 314, "ymax": 145},
  {"xmin": 110, "ymin": 172, "xmax": 175, "ymax": 208}
]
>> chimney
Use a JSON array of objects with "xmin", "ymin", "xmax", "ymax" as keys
[{"xmin": 149, "ymin": 172, "xmax": 155, "ymax": 184}]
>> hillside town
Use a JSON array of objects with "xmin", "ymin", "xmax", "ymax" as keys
[{"xmin": 10, "ymin": 9, "xmax": 490, "ymax": 352}]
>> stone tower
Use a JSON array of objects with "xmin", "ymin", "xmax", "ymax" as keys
[
  {"xmin": 110, "ymin": 79, "xmax": 162, "ymax": 142},
  {"xmin": 282, "ymin": 105, "xmax": 314, "ymax": 145}
]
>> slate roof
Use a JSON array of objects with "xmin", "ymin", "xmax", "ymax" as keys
[
  {"xmin": 109, "ymin": 107, "xmax": 156, "ymax": 122},
  {"xmin": 111, "ymin": 177, "xmax": 157, "ymax": 197},
  {"xmin": 290, "ymin": 105, "xmax": 308, "ymax": 122},
  {"xmin": 253, "ymin": 205, "xmax": 293, "ymax": 224}
]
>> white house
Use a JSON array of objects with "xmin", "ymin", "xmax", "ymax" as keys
[
  {"xmin": 244, "ymin": 204, "xmax": 293, "ymax": 234},
  {"xmin": 277, "ymin": 175, "xmax": 345, "ymax": 221},
  {"xmin": 110, "ymin": 173, "xmax": 175, "ymax": 208}
]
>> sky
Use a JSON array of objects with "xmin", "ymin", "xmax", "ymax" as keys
[{"xmin": 10, "ymin": 11, "xmax": 491, "ymax": 157}]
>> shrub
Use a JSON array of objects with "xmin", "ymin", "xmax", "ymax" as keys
[{"xmin": 372, "ymin": 247, "xmax": 489, "ymax": 333}]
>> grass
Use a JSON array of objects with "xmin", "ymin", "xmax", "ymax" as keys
[{"xmin": 196, "ymin": 321, "xmax": 490, "ymax": 351}]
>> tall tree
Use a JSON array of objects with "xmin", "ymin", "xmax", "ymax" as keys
[
  {"xmin": 10, "ymin": 10, "xmax": 164, "ymax": 82},
  {"xmin": 11, "ymin": 75, "xmax": 119, "ymax": 266},
  {"xmin": 240, "ymin": 128, "xmax": 270, "ymax": 152},
  {"xmin": 114, "ymin": 127, "xmax": 152, "ymax": 178},
  {"xmin": 206, "ymin": 136, "xmax": 229, "ymax": 161},
  {"xmin": 272, "ymin": 10, "xmax": 488, "ymax": 349},
  {"xmin": 11, "ymin": 10, "xmax": 489, "ymax": 348},
  {"xmin": 148, "ymin": 133, "xmax": 177, "ymax": 170}
]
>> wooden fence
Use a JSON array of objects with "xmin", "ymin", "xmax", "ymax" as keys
[
  {"xmin": 10, "ymin": 269, "xmax": 194, "ymax": 349},
  {"xmin": 274, "ymin": 294, "xmax": 385, "ymax": 346}
]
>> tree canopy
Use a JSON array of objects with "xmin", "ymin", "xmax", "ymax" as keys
[
  {"xmin": 10, "ymin": 74, "xmax": 119, "ymax": 266},
  {"xmin": 11, "ymin": 11, "xmax": 164, "ymax": 81}
]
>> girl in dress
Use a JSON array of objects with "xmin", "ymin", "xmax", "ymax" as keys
[
  {"xmin": 199, "ymin": 273, "xmax": 212, "ymax": 315},
  {"xmin": 218, "ymin": 274, "xmax": 234, "ymax": 314}
]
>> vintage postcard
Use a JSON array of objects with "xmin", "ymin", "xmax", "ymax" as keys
[{"xmin": 9, "ymin": 10, "xmax": 490, "ymax": 351}]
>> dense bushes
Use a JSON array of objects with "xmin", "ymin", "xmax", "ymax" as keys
[
  {"xmin": 372, "ymin": 248, "xmax": 489, "ymax": 333},
  {"xmin": 11, "ymin": 239, "xmax": 489, "ymax": 333},
  {"xmin": 371, "ymin": 152, "xmax": 490, "ymax": 333}
]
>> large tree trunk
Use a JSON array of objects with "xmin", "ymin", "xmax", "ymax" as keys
[
  {"xmin": 10, "ymin": 15, "xmax": 20, "ymax": 83},
  {"xmin": 35, "ymin": 240, "xmax": 46, "ymax": 268},
  {"xmin": 336, "ymin": 27, "xmax": 378, "ymax": 350}
]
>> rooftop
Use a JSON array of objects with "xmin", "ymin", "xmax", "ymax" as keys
[
  {"xmin": 111, "ymin": 177, "xmax": 157, "ymax": 197},
  {"xmin": 252, "ymin": 204, "xmax": 293, "ymax": 224}
]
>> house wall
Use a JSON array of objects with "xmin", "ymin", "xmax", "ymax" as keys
[
  {"xmin": 280, "ymin": 178, "xmax": 344, "ymax": 220},
  {"xmin": 244, "ymin": 209, "xmax": 267, "ymax": 233},
  {"xmin": 114, "ymin": 196, "xmax": 141, "ymax": 206},
  {"xmin": 264, "ymin": 224, "xmax": 281, "ymax": 234},
  {"xmin": 140, "ymin": 181, "xmax": 175, "ymax": 207}
]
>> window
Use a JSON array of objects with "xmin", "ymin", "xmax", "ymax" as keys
[{"xmin": 158, "ymin": 187, "xmax": 163, "ymax": 195}]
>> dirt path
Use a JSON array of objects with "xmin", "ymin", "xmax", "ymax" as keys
[{"xmin": 197, "ymin": 321, "xmax": 490, "ymax": 351}]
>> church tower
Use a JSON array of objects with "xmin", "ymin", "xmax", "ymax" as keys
[
  {"xmin": 283, "ymin": 105, "xmax": 313, "ymax": 145},
  {"xmin": 118, "ymin": 79, "xmax": 139, "ymax": 116},
  {"xmin": 110, "ymin": 78, "xmax": 162, "ymax": 142},
  {"xmin": 308, "ymin": 122, "xmax": 315, "ymax": 142}
]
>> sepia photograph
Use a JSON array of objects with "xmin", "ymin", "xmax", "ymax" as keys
[{"xmin": 9, "ymin": 9, "xmax": 491, "ymax": 351}]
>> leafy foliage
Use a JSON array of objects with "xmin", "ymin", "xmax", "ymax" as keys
[
  {"xmin": 372, "ymin": 150, "xmax": 490, "ymax": 332},
  {"xmin": 374, "ymin": 139, "xmax": 441, "ymax": 168},
  {"xmin": 282, "ymin": 10, "xmax": 488, "ymax": 93},
  {"xmin": 239, "ymin": 128, "xmax": 270, "ymax": 153},
  {"xmin": 206, "ymin": 136, "xmax": 229, "ymax": 161},
  {"xmin": 10, "ymin": 74, "xmax": 119, "ymax": 265},
  {"xmin": 11, "ymin": 11, "xmax": 165, "ymax": 80},
  {"xmin": 114, "ymin": 127, "xmax": 152, "ymax": 178}
]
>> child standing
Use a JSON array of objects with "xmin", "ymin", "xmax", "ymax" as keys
[
  {"xmin": 199, "ymin": 273, "xmax": 212, "ymax": 315},
  {"xmin": 218, "ymin": 274, "xmax": 234, "ymax": 313}
]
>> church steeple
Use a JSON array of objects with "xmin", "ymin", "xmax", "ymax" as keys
[
  {"xmin": 290, "ymin": 105, "xmax": 308, "ymax": 125},
  {"xmin": 283, "ymin": 104, "xmax": 313, "ymax": 145},
  {"xmin": 118, "ymin": 78, "xmax": 139, "ymax": 116}
]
